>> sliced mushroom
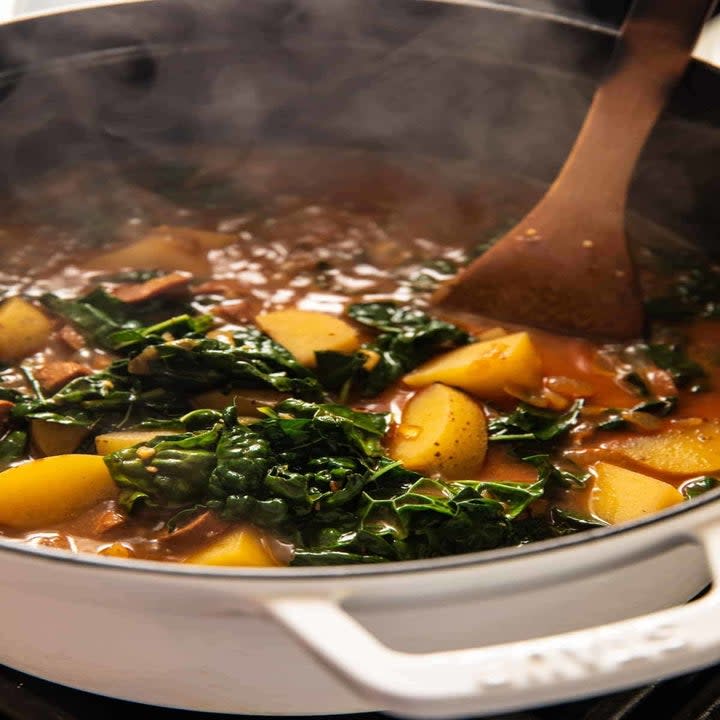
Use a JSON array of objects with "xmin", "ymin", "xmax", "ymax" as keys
[
  {"xmin": 34, "ymin": 361, "xmax": 92, "ymax": 394},
  {"xmin": 0, "ymin": 399, "xmax": 14, "ymax": 431},
  {"xmin": 57, "ymin": 324, "xmax": 86, "ymax": 351},
  {"xmin": 192, "ymin": 279, "xmax": 249, "ymax": 299},
  {"xmin": 91, "ymin": 504, "xmax": 128, "ymax": 535},
  {"xmin": 112, "ymin": 271, "xmax": 192, "ymax": 303},
  {"xmin": 156, "ymin": 511, "xmax": 230, "ymax": 552}
]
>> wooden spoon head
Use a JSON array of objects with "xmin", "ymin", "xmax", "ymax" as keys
[
  {"xmin": 434, "ymin": 215, "xmax": 645, "ymax": 340},
  {"xmin": 434, "ymin": 0, "xmax": 715, "ymax": 340}
]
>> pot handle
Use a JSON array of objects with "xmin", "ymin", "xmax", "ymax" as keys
[{"xmin": 265, "ymin": 522, "xmax": 720, "ymax": 719}]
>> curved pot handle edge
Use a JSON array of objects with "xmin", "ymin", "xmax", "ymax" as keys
[{"xmin": 265, "ymin": 522, "xmax": 720, "ymax": 719}]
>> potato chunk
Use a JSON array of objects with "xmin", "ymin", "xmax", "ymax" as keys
[
  {"xmin": 83, "ymin": 226, "xmax": 235, "ymax": 275},
  {"xmin": 0, "ymin": 454, "xmax": 117, "ymax": 529},
  {"xmin": 609, "ymin": 421, "xmax": 720, "ymax": 475},
  {"xmin": 390, "ymin": 383, "xmax": 488, "ymax": 479},
  {"xmin": 589, "ymin": 461, "xmax": 683, "ymax": 525},
  {"xmin": 95, "ymin": 430, "xmax": 175, "ymax": 455},
  {"xmin": 31, "ymin": 420, "xmax": 89, "ymax": 457},
  {"xmin": 255, "ymin": 309, "xmax": 360, "ymax": 367},
  {"xmin": 403, "ymin": 331, "xmax": 542, "ymax": 400},
  {"xmin": 185, "ymin": 527, "xmax": 280, "ymax": 567},
  {"xmin": 0, "ymin": 297, "xmax": 54, "ymax": 363}
]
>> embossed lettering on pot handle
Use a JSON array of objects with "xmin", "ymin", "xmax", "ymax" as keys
[{"xmin": 266, "ymin": 523, "xmax": 720, "ymax": 719}]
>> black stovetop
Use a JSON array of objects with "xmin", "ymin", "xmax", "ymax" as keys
[{"xmin": 3, "ymin": 662, "xmax": 720, "ymax": 720}]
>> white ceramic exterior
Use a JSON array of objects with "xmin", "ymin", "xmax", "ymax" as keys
[{"xmin": 2, "ymin": 493, "xmax": 720, "ymax": 717}]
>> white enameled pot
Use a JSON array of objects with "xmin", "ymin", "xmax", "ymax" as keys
[
  {"xmin": 2, "ymin": 494, "xmax": 720, "ymax": 718},
  {"xmin": 2, "ymin": 1, "xmax": 720, "ymax": 716}
]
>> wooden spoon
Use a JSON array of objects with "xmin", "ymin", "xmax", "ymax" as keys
[{"xmin": 434, "ymin": 0, "xmax": 716, "ymax": 339}]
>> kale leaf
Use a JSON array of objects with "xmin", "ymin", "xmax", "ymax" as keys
[
  {"xmin": 316, "ymin": 302, "xmax": 470, "ymax": 396},
  {"xmin": 12, "ymin": 321, "xmax": 324, "ymax": 432},
  {"xmin": 646, "ymin": 267, "xmax": 720, "ymax": 321},
  {"xmin": 488, "ymin": 400, "xmax": 584, "ymax": 443},
  {"xmin": 408, "ymin": 259, "xmax": 459, "ymax": 293},
  {"xmin": 0, "ymin": 429, "xmax": 28, "ymax": 470},
  {"xmin": 208, "ymin": 425, "xmax": 272, "ymax": 499},
  {"xmin": 41, "ymin": 289, "xmax": 133, "ymax": 350},
  {"xmin": 107, "ymin": 426, "xmax": 221, "ymax": 511},
  {"xmin": 42, "ymin": 289, "xmax": 213, "ymax": 353},
  {"xmin": 596, "ymin": 396, "xmax": 678, "ymax": 432},
  {"xmin": 107, "ymin": 314, "xmax": 214, "ymax": 353},
  {"xmin": 681, "ymin": 476, "xmax": 720, "ymax": 500},
  {"xmin": 126, "ymin": 332, "xmax": 323, "ymax": 397},
  {"xmin": 12, "ymin": 360, "xmax": 189, "ymax": 430},
  {"xmin": 645, "ymin": 343, "xmax": 707, "ymax": 391},
  {"xmin": 0, "ymin": 385, "xmax": 24, "ymax": 403}
]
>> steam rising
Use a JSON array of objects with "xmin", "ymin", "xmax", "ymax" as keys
[{"xmin": 0, "ymin": 0, "xmax": 717, "ymax": 253}]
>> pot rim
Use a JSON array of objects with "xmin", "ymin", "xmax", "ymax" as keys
[
  {"xmin": 0, "ymin": 0, "xmax": 616, "ymax": 35},
  {"xmin": 0, "ymin": 0, "xmax": 148, "ymax": 26},
  {"xmin": 6, "ymin": 0, "xmax": 717, "ymax": 72},
  {"xmin": 1, "ymin": 487, "xmax": 717, "ymax": 580}
]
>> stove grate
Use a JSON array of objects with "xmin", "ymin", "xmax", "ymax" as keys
[{"xmin": 3, "ymin": 663, "xmax": 720, "ymax": 720}]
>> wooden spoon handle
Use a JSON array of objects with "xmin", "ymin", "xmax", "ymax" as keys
[{"xmin": 549, "ymin": 0, "xmax": 715, "ymax": 217}]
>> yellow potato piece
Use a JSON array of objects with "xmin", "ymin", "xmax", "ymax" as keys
[
  {"xmin": 0, "ymin": 454, "xmax": 117, "ymax": 529},
  {"xmin": 610, "ymin": 421, "xmax": 720, "ymax": 476},
  {"xmin": 98, "ymin": 542, "xmax": 135, "ymax": 559},
  {"xmin": 0, "ymin": 297, "xmax": 54, "ymax": 363},
  {"xmin": 185, "ymin": 527, "xmax": 280, "ymax": 567},
  {"xmin": 83, "ymin": 226, "xmax": 234, "ymax": 275},
  {"xmin": 403, "ymin": 331, "xmax": 543, "ymax": 400},
  {"xmin": 31, "ymin": 420, "xmax": 89, "ymax": 457},
  {"xmin": 390, "ymin": 383, "xmax": 488, "ymax": 479},
  {"xmin": 255, "ymin": 309, "xmax": 360, "ymax": 367},
  {"xmin": 95, "ymin": 430, "xmax": 175, "ymax": 455},
  {"xmin": 589, "ymin": 461, "xmax": 683, "ymax": 525}
]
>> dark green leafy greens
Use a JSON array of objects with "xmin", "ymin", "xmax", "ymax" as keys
[
  {"xmin": 0, "ymin": 384, "xmax": 24, "ymax": 404},
  {"xmin": 0, "ymin": 379, "xmax": 30, "ymax": 468},
  {"xmin": 41, "ymin": 290, "xmax": 129, "ymax": 350},
  {"xmin": 107, "ymin": 425, "xmax": 222, "ymax": 510},
  {"xmin": 488, "ymin": 400, "xmax": 584, "ymax": 444},
  {"xmin": 408, "ymin": 259, "xmax": 459, "ymax": 293},
  {"xmin": 646, "ymin": 266, "xmax": 720, "ymax": 321},
  {"xmin": 40, "ymin": 287, "xmax": 202, "ymax": 352},
  {"xmin": 607, "ymin": 340, "xmax": 708, "ymax": 407},
  {"xmin": 105, "ymin": 399, "xmax": 588, "ymax": 564},
  {"xmin": 645, "ymin": 343, "xmax": 707, "ymax": 391},
  {"xmin": 681, "ymin": 476, "xmax": 720, "ymax": 500},
  {"xmin": 12, "ymin": 361, "xmax": 189, "ymax": 431},
  {"xmin": 99, "ymin": 270, "xmax": 167, "ymax": 284},
  {"xmin": 123, "ymin": 330, "xmax": 323, "ymax": 397},
  {"xmin": 11, "ymin": 318, "xmax": 324, "ymax": 432},
  {"xmin": 0, "ymin": 429, "xmax": 28, "ymax": 470},
  {"xmin": 596, "ymin": 397, "xmax": 677, "ymax": 432},
  {"xmin": 487, "ymin": 402, "xmax": 590, "ymax": 499},
  {"xmin": 316, "ymin": 302, "xmax": 470, "ymax": 397}
]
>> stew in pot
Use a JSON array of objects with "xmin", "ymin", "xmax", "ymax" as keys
[{"xmin": 0, "ymin": 156, "xmax": 718, "ymax": 566}]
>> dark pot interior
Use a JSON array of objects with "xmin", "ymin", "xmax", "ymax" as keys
[{"xmin": 0, "ymin": 0, "xmax": 717, "ymax": 259}]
